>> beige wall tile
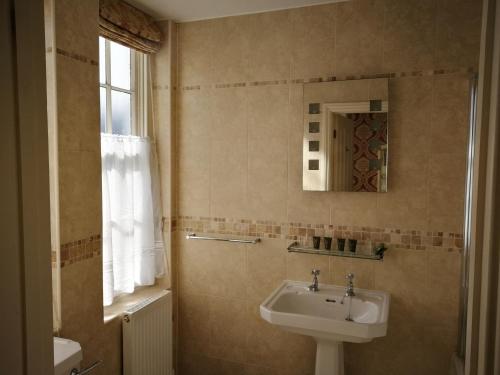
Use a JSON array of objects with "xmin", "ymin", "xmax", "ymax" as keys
[
  {"xmin": 368, "ymin": 249, "xmax": 435, "ymax": 374},
  {"xmin": 59, "ymin": 150, "xmax": 101, "ymax": 244},
  {"xmin": 330, "ymin": 256, "xmax": 350, "ymax": 285},
  {"xmin": 178, "ymin": 90, "xmax": 212, "ymax": 216},
  {"xmin": 286, "ymin": 252, "xmax": 331, "ymax": 283},
  {"xmin": 421, "ymin": 249, "xmax": 460, "ymax": 374},
  {"xmin": 331, "ymin": 257, "xmax": 375, "ymax": 289},
  {"xmin": 430, "ymin": 75, "xmax": 470, "ymax": 154},
  {"xmin": 435, "ymin": 0, "xmax": 482, "ymax": 70},
  {"xmin": 389, "ymin": 77, "xmax": 433, "ymax": 148},
  {"xmin": 429, "ymin": 213, "xmax": 464, "ymax": 234},
  {"xmin": 335, "ymin": 0, "xmax": 385, "ymax": 76},
  {"xmin": 212, "ymin": 15, "xmax": 251, "ymax": 83},
  {"xmin": 374, "ymin": 249, "xmax": 428, "ymax": 322},
  {"xmin": 179, "ymin": 351, "xmax": 246, "ymax": 375},
  {"xmin": 247, "ymin": 85, "xmax": 289, "ymax": 221},
  {"xmin": 247, "ymin": 10, "xmax": 292, "ymax": 81},
  {"xmin": 179, "ymin": 293, "xmax": 211, "ymax": 356},
  {"xmin": 383, "ymin": 0, "xmax": 436, "ymax": 72},
  {"xmin": 246, "ymin": 239, "xmax": 287, "ymax": 303},
  {"xmin": 290, "ymin": 4, "xmax": 336, "ymax": 79},
  {"xmin": 245, "ymin": 301, "xmax": 316, "ymax": 373},
  {"xmin": 211, "ymin": 138, "xmax": 248, "ymax": 218},
  {"xmin": 178, "ymin": 238, "xmax": 247, "ymax": 299},
  {"xmin": 330, "ymin": 193, "xmax": 378, "ymax": 227},
  {"xmin": 178, "ymin": 89, "xmax": 213, "ymax": 139},
  {"xmin": 243, "ymin": 364, "xmax": 309, "ymax": 375},
  {"xmin": 178, "ymin": 138, "xmax": 211, "ymax": 217},
  {"xmin": 210, "ymin": 87, "xmax": 248, "ymax": 218},
  {"xmin": 208, "ymin": 296, "xmax": 248, "ymax": 362},
  {"xmin": 55, "ymin": 0, "xmax": 98, "ymax": 60},
  {"xmin": 427, "ymin": 152, "xmax": 466, "ymax": 231},
  {"xmin": 247, "ymin": 85, "xmax": 289, "ymax": 140},
  {"xmin": 178, "ymin": 21, "xmax": 214, "ymax": 86},
  {"xmin": 425, "ymin": 249, "xmax": 461, "ymax": 328},
  {"xmin": 60, "ymin": 257, "xmax": 104, "ymax": 370},
  {"xmin": 247, "ymin": 138, "xmax": 288, "ymax": 222},
  {"xmin": 57, "ymin": 56, "xmax": 100, "ymax": 154},
  {"xmin": 98, "ymin": 317, "xmax": 122, "ymax": 375},
  {"xmin": 211, "ymin": 87, "xmax": 247, "ymax": 139}
]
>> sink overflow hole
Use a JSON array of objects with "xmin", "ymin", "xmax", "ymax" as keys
[{"xmin": 326, "ymin": 298, "xmax": 337, "ymax": 303}]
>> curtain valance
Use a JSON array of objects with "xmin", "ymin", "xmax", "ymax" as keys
[{"xmin": 99, "ymin": 0, "xmax": 162, "ymax": 54}]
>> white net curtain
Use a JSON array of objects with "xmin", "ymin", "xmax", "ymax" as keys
[{"xmin": 101, "ymin": 134, "xmax": 165, "ymax": 306}]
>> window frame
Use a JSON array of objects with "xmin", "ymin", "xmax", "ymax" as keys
[{"xmin": 99, "ymin": 37, "xmax": 148, "ymax": 137}]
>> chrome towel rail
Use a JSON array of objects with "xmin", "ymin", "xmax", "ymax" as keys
[{"xmin": 186, "ymin": 233, "xmax": 261, "ymax": 244}]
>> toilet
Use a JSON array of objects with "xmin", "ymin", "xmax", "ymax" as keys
[{"xmin": 54, "ymin": 337, "xmax": 82, "ymax": 375}]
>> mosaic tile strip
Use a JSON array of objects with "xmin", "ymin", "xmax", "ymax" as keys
[
  {"xmin": 176, "ymin": 216, "xmax": 463, "ymax": 253},
  {"xmin": 162, "ymin": 216, "xmax": 178, "ymax": 232},
  {"xmin": 182, "ymin": 85, "xmax": 201, "ymax": 91},
  {"xmin": 181, "ymin": 67, "xmax": 476, "ymax": 91},
  {"xmin": 53, "ymin": 218, "xmax": 176, "ymax": 268},
  {"xmin": 56, "ymin": 47, "xmax": 99, "ymax": 66},
  {"xmin": 59, "ymin": 234, "xmax": 102, "ymax": 268},
  {"xmin": 153, "ymin": 84, "xmax": 170, "ymax": 90}
]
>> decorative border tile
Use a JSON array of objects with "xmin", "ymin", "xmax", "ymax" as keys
[
  {"xmin": 56, "ymin": 234, "xmax": 102, "ymax": 268},
  {"xmin": 153, "ymin": 84, "xmax": 170, "ymax": 90},
  {"xmin": 53, "ymin": 216, "xmax": 177, "ymax": 269},
  {"xmin": 181, "ymin": 85, "xmax": 201, "ymax": 91},
  {"xmin": 180, "ymin": 67, "xmax": 476, "ymax": 91},
  {"xmin": 56, "ymin": 47, "xmax": 99, "ymax": 66},
  {"xmin": 51, "ymin": 216, "xmax": 462, "ymax": 268},
  {"xmin": 162, "ymin": 216, "xmax": 177, "ymax": 232},
  {"xmin": 175, "ymin": 216, "xmax": 463, "ymax": 253}
]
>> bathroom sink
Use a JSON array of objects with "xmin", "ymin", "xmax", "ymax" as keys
[
  {"xmin": 260, "ymin": 280, "xmax": 390, "ymax": 375},
  {"xmin": 261, "ymin": 280, "xmax": 389, "ymax": 343}
]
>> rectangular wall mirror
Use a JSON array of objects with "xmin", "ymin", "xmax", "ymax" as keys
[{"xmin": 302, "ymin": 79, "xmax": 389, "ymax": 192}]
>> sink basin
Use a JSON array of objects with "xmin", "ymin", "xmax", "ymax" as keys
[{"xmin": 260, "ymin": 280, "xmax": 390, "ymax": 375}]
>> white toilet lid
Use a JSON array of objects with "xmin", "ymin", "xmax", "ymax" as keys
[{"xmin": 54, "ymin": 337, "xmax": 82, "ymax": 372}]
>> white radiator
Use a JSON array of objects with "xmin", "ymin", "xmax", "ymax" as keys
[{"xmin": 123, "ymin": 290, "xmax": 172, "ymax": 375}]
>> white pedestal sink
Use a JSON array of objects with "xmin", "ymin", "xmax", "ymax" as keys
[{"xmin": 260, "ymin": 281, "xmax": 390, "ymax": 375}]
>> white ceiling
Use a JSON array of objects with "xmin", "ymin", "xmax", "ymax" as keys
[{"xmin": 126, "ymin": 0, "xmax": 348, "ymax": 22}]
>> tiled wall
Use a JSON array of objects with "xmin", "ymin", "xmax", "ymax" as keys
[
  {"xmin": 51, "ymin": 0, "xmax": 121, "ymax": 373},
  {"xmin": 173, "ymin": 1, "xmax": 482, "ymax": 374},
  {"xmin": 151, "ymin": 19, "xmax": 178, "ymax": 371}
]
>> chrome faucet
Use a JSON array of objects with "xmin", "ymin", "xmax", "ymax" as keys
[
  {"xmin": 341, "ymin": 273, "xmax": 355, "ymax": 304},
  {"xmin": 308, "ymin": 269, "xmax": 320, "ymax": 292}
]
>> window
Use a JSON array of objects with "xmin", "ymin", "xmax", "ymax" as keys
[
  {"xmin": 99, "ymin": 37, "xmax": 164, "ymax": 307},
  {"xmin": 99, "ymin": 36, "xmax": 147, "ymax": 136}
]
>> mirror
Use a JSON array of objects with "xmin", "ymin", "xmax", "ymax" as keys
[{"xmin": 302, "ymin": 79, "xmax": 388, "ymax": 192}]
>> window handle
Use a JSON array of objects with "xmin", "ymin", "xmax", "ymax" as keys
[{"xmin": 70, "ymin": 360, "xmax": 102, "ymax": 375}]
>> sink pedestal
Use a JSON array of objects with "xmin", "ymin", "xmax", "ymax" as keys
[{"xmin": 315, "ymin": 340, "xmax": 344, "ymax": 375}]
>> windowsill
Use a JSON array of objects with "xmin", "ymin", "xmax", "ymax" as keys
[{"xmin": 103, "ymin": 285, "xmax": 168, "ymax": 324}]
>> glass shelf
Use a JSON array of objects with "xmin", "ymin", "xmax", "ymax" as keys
[{"xmin": 287, "ymin": 242, "xmax": 385, "ymax": 261}]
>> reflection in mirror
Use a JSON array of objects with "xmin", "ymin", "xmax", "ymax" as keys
[{"xmin": 303, "ymin": 99, "xmax": 388, "ymax": 192}]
